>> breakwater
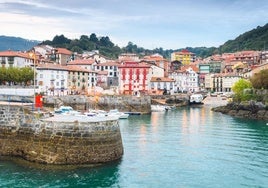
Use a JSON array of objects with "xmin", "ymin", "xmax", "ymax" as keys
[
  {"xmin": 212, "ymin": 101, "xmax": 268, "ymax": 120},
  {"xmin": 0, "ymin": 104, "xmax": 123, "ymax": 164}
]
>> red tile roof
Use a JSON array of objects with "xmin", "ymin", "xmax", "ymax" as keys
[
  {"xmin": 56, "ymin": 48, "xmax": 72, "ymax": 55},
  {"xmin": 180, "ymin": 65, "xmax": 199, "ymax": 72},
  {"xmin": 0, "ymin": 50, "xmax": 32, "ymax": 59},
  {"xmin": 68, "ymin": 59, "xmax": 95, "ymax": 65},
  {"xmin": 37, "ymin": 64, "xmax": 95, "ymax": 73},
  {"xmin": 118, "ymin": 61, "xmax": 151, "ymax": 68},
  {"xmin": 36, "ymin": 64, "xmax": 68, "ymax": 71},
  {"xmin": 66, "ymin": 65, "xmax": 95, "ymax": 73},
  {"xmin": 95, "ymin": 61, "xmax": 120, "ymax": 66}
]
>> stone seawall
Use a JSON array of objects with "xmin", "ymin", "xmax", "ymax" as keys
[
  {"xmin": 43, "ymin": 95, "xmax": 151, "ymax": 113},
  {"xmin": 0, "ymin": 104, "xmax": 123, "ymax": 165}
]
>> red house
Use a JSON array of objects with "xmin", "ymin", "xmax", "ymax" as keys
[{"xmin": 118, "ymin": 62, "xmax": 151, "ymax": 95}]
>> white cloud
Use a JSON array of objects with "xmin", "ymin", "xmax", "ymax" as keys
[{"xmin": 0, "ymin": 0, "xmax": 267, "ymax": 49}]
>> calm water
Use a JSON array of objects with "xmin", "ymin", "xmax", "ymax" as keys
[{"xmin": 1, "ymin": 106, "xmax": 268, "ymax": 188}]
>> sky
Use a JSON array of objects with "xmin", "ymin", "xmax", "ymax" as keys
[{"xmin": 0, "ymin": 0, "xmax": 267, "ymax": 50}]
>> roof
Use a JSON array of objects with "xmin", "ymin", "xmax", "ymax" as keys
[
  {"xmin": 174, "ymin": 49, "xmax": 194, "ymax": 55},
  {"xmin": 95, "ymin": 61, "xmax": 120, "ymax": 66},
  {"xmin": 118, "ymin": 61, "xmax": 151, "ymax": 68},
  {"xmin": 66, "ymin": 65, "xmax": 95, "ymax": 73},
  {"xmin": 180, "ymin": 65, "xmax": 199, "ymax": 72},
  {"xmin": 0, "ymin": 50, "xmax": 32, "ymax": 59},
  {"xmin": 143, "ymin": 54, "xmax": 167, "ymax": 62},
  {"xmin": 68, "ymin": 59, "xmax": 95, "ymax": 65},
  {"xmin": 36, "ymin": 64, "xmax": 69, "ymax": 71},
  {"xmin": 150, "ymin": 77, "xmax": 175, "ymax": 82},
  {"xmin": 212, "ymin": 73, "xmax": 242, "ymax": 78},
  {"xmin": 37, "ymin": 63, "xmax": 96, "ymax": 73},
  {"xmin": 56, "ymin": 48, "xmax": 72, "ymax": 55}
]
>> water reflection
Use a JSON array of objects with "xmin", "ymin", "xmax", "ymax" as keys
[{"xmin": 1, "ymin": 107, "xmax": 268, "ymax": 188}]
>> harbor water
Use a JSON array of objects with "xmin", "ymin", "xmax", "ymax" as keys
[{"xmin": 0, "ymin": 105, "xmax": 268, "ymax": 187}]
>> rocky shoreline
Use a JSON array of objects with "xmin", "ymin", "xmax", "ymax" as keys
[{"xmin": 212, "ymin": 101, "xmax": 268, "ymax": 120}]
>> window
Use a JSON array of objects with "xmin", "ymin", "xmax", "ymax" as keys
[
  {"xmin": 157, "ymin": 83, "xmax": 161, "ymax": 89},
  {"xmin": 40, "ymin": 74, "xmax": 43, "ymax": 78}
]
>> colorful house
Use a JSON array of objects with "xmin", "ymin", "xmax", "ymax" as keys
[
  {"xmin": 149, "ymin": 77, "xmax": 176, "ymax": 95},
  {"xmin": 118, "ymin": 62, "xmax": 151, "ymax": 95},
  {"xmin": 171, "ymin": 49, "xmax": 196, "ymax": 65}
]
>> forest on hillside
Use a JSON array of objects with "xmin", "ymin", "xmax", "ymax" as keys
[
  {"xmin": 40, "ymin": 23, "xmax": 268, "ymax": 59},
  {"xmin": 1, "ymin": 23, "xmax": 267, "ymax": 59}
]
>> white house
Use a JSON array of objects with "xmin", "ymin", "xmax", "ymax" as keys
[
  {"xmin": 149, "ymin": 64, "xmax": 165, "ymax": 78},
  {"xmin": 149, "ymin": 77, "xmax": 176, "ymax": 94},
  {"xmin": 169, "ymin": 65, "xmax": 199, "ymax": 93},
  {"xmin": 0, "ymin": 50, "xmax": 33, "ymax": 68},
  {"xmin": 94, "ymin": 61, "xmax": 120, "ymax": 87},
  {"xmin": 36, "ymin": 64, "xmax": 69, "ymax": 96}
]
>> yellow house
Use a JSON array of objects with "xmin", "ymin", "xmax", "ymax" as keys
[{"xmin": 171, "ymin": 49, "xmax": 196, "ymax": 65}]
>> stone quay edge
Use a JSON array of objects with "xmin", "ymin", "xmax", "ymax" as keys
[{"xmin": 0, "ymin": 104, "xmax": 124, "ymax": 165}]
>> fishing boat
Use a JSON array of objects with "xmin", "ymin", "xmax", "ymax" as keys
[
  {"xmin": 151, "ymin": 105, "xmax": 168, "ymax": 112},
  {"xmin": 189, "ymin": 94, "xmax": 204, "ymax": 104},
  {"xmin": 108, "ymin": 109, "xmax": 129, "ymax": 119},
  {"xmin": 54, "ymin": 106, "xmax": 81, "ymax": 115}
]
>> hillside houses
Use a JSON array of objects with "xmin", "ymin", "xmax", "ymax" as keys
[{"xmin": 0, "ymin": 46, "xmax": 267, "ymax": 96}]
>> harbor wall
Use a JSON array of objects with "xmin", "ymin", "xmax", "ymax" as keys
[
  {"xmin": 43, "ymin": 95, "xmax": 152, "ymax": 113},
  {"xmin": 0, "ymin": 104, "xmax": 123, "ymax": 164}
]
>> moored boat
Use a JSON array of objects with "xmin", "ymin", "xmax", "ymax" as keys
[
  {"xmin": 108, "ymin": 109, "xmax": 129, "ymax": 119},
  {"xmin": 189, "ymin": 94, "xmax": 204, "ymax": 104}
]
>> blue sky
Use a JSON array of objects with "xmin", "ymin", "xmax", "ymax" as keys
[{"xmin": 0, "ymin": 0, "xmax": 267, "ymax": 49}]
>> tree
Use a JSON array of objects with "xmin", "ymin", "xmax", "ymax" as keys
[
  {"xmin": 20, "ymin": 67, "xmax": 34, "ymax": 86},
  {"xmin": 89, "ymin": 33, "xmax": 99, "ymax": 43},
  {"xmin": 232, "ymin": 79, "xmax": 252, "ymax": 101},
  {"xmin": 99, "ymin": 36, "xmax": 114, "ymax": 47},
  {"xmin": 250, "ymin": 69, "xmax": 268, "ymax": 89},
  {"xmin": 52, "ymin": 34, "xmax": 71, "ymax": 45}
]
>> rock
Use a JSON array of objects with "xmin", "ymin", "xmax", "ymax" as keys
[{"xmin": 212, "ymin": 101, "xmax": 268, "ymax": 120}]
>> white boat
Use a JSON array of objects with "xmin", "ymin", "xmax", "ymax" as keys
[
  {"xmin": 54, "ymin": 106, "xmax": 81, "ymax": 115},
  {"xmin": 189, "ymin": 94, "xmax": 204, "ymax": 104},
  {"xmin": 84, "ymin": 109, "xmax": 108, "ymax": 117},
  {"xmin": 108, "ymin": 109, "xmax": 129, "ymax": 119},
  {"xmin": 151, "ymin": 105, "xmax": 168, "ymax": 112}
]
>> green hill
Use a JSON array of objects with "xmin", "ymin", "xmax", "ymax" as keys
[
  {"xmin": 217, "ymin": 23, "xmax": 268, "ymax": 53},
  {"xmin": 0, "ymin": 36, "xmax": 40, "ymax": 51},
  {"xmin": 1, "ymin": 23, "xmax": 267, "ymax": 58}
]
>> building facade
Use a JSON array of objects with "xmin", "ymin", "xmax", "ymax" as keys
[
  {"xmin": 118, "ymin": 62, "xmax": 151, "ymax": 95},
  {"xmin": 0, "ymin": 50, "xmax": 33, "ymax": 68},
  {"xmin": 171, "ymin": 49, "xmax": 196, "ymax": 65},
  {"xmin": 149, "ymin": 77, "xmax": 175, "ymax": 95},
  {"xmin": 36, "ymin": 64, "xmax": 69, "ymax": 96}
]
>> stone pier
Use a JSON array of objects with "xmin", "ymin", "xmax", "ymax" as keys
[{"xmin": 0, "ymin": 104, "xmax": 123, "ymax": 165}]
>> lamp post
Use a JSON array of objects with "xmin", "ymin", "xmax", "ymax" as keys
[{"xmin": 29, "ymin": 50, "xmax": 36, "ymax": 110}]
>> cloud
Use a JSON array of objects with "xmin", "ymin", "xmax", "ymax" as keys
[{"xmin": 0, "ymin": 0, "xmax": 267, "ymax": 49}]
